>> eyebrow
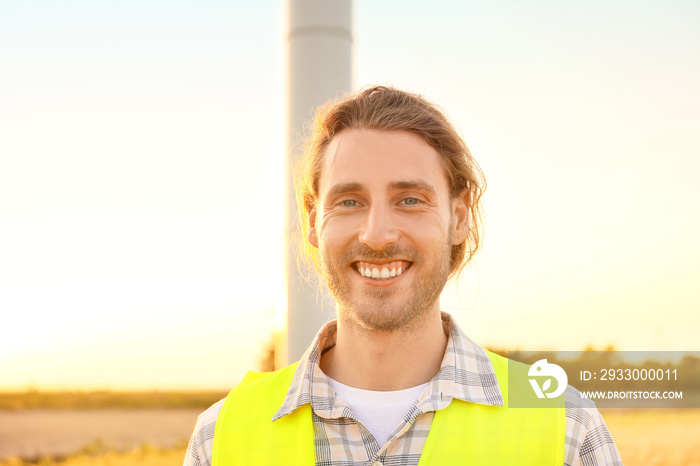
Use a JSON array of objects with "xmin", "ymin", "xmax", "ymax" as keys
[
  {"xmin": 326, "ymin": 182, "xmax": 365, "ymax": 198},
  {"xmin": 325, "ymin": 180, "xmax": 438, "ymax": 198},
  {"xmin": 390, "ymin": 180, "xmax": 438, "ymax": 196}
]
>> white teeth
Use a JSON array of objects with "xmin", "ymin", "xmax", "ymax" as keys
[{"xmin": 358, "ymin": 264, "xmax": 408, "ymax": 280}]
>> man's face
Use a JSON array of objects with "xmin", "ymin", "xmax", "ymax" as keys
[{"xmin": 308, "ymin": 129, "xmax": 469, "ymax": 331}]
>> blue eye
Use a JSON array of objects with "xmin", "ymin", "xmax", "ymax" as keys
[{"xmin": 401, "ymin": 198, "xmax": 420, "ymax": 205}]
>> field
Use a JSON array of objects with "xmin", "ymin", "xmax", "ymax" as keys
[
  {"xmin": 0, "ymin": 391, "xmax": 698, "ymax": 465},
  {"xmin": 0, "ymin": 443, "xmax": 185, "ymax": 466},
  {"xmin": 0, "ymin": 391, "xmax": 228, "ymax": 411},
  {"xmin": 0, "ymin": 409, "xmax": 202, "ymax": 460},
  {"xmin": 601, "ymin": 408, "xmax": 700, "ymax": 465},
  {"xmin": 0, "ymin": 391, "xmax": 219, "ymax": 464}
]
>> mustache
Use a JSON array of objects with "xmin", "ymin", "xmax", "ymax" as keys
[{"xmin": 337, "ymin": 244, "xmax": 421, "ymax": 266}]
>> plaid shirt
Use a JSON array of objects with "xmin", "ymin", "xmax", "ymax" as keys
[{"xmin": 184, "ymin": 313, "xmax": 622, "ymax": 465}]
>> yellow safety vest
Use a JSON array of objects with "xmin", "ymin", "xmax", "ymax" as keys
[{"xmin": 213, "ymin": 350, "xmax": 566, "ymax": 465}]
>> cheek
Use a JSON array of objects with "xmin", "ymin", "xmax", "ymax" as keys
[
  {"xmin": 402, "ymin": 212, "xmax": 451, "ymax": 238},
  {"xmin": 318, "ymin": 216, "xmax": 356, "ymax": 250}
]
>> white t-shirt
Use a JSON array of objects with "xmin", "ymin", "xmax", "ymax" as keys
[{"xmin": 327, "ymin": 377, "xmax": 429, "ymax": 447}]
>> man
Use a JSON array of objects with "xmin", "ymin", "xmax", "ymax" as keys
[{"xmin": 185, "ymin": 86, "xmax": 622, "ymax": 465}]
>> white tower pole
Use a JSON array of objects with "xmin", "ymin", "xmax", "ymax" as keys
[{"xmin": 278, "ymin": 0, "xmax": 353, "ymax": 368}]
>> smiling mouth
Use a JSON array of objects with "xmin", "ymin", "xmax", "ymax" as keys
[{"xmin": 354, "ymin": 260, "xmax": 412, "ymax": 280}]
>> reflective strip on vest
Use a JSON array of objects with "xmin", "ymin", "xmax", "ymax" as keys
[{"xmin": 213, "ymin": 351, "xmax": 565, "ymax": 465}]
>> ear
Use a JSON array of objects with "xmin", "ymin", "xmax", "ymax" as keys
[
  {"xmin": 451, "ymin": 191, "xmax": 470, "ymax": 245},
  {"xmin": 307, "ymin": 206, "xmax": 319, "ymax": 248}
]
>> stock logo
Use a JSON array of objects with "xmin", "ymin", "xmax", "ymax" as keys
[{"xmin": 528, "ymin": 359, "xmax": 568, "ymax": 399}]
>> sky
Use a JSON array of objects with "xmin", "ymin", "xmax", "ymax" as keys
[{"xmin": 1, "ymin": 0, "xmax": 698, "ymax": 391}]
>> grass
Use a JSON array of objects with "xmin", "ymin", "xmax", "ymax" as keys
[
  {"xmin": 0, "ymin": 441, "xmax": 187, "ymax": 466},
  {"xmin": 601, "ymin": 408, "xmax": 700, "ymax": 465},
  {"xmin": 0, "ymin": 390, "xmax": 228, "ymax": 411}
]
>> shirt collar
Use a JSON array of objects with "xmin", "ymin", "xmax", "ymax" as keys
[{"xmin": 272, "ymin": 312, "xmax": 504, "ymax": 422}]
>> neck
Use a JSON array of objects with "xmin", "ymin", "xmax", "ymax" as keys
[{"xmin": 320, "ymin": 308, "xmax": 448, "ymax": 391}]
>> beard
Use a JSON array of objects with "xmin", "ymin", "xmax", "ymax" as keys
[{"xmin": 321, "ymin": 235, "xmax": 453, "ymax": 332}]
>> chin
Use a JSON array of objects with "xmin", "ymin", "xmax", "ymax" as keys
[{"xmin": 342, "ymin": 298, "xmax": 430, "ymax": 333}]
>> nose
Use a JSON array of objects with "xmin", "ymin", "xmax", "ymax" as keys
[{"xmin": 358, "ymin": 203, "xmax": 399, "ymax": 251}]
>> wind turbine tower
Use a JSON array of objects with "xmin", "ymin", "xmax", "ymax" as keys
[{"xmin": 278, "ymin": 0, "xmax": 353, "ymax": 367}]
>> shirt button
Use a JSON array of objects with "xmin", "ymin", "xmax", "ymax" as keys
[{"xmin": 371, "ymin": 462, "xmax": 383, "ymax": 466}]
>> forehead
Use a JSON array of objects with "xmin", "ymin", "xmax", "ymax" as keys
[{"xmin": 318, "ymin": 129, "xmax": 449, "ymax": 196}]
